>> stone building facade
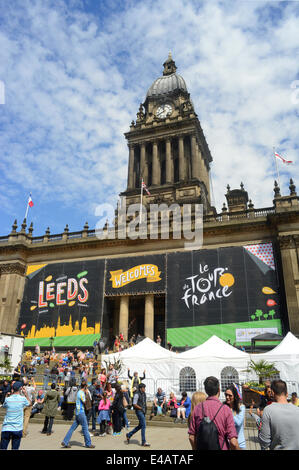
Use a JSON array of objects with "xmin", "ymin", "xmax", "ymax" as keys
[{"xmin": 0, "ymin": 55, "xmax": 299, "ymax": 349}]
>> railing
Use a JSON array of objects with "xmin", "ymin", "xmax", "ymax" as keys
[
  {"xmin": 31, "ymin": 237, "xmax": 44, "ymax": 243},
  {"xmin": 0, "ymin": 205, "xmax": 279, "ymax": 247}
]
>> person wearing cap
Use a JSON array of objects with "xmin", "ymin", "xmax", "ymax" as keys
[
  {"xmin": 0, "ymin": 382, "xmax": 30, "ymax": 450},
  {"xmin": 126, "ymin": 383, "xmax": 150, "ymax": 447}
]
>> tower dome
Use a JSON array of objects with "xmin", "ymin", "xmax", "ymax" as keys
[{"xmin": 146, "ymin": 53, "xmax": 188, "ymax": 98}]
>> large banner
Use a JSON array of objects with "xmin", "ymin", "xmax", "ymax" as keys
[
  {"xmin": 18, "ymin": 260, "xmax": 105, "ymax": 347},
  {"xmin": 105, "ymin": 254, "xmax": 165, "ymax": 296},
  {"xmin": 166, "ymin": 243, "xmax": 283, "ymax": 346}
]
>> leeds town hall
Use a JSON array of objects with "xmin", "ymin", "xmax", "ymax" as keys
[{"xmin": 0, "ymin": 55, "xmax": 299, "ymax": 350}]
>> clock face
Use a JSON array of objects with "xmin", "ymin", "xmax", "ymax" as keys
[{"xmin": 156, "ymin": 103, "xmax": 172, "ymax": 119}]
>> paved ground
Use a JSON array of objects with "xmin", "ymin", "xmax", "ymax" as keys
[{"xmin": 10, "ymin": 423, "xmax": 259, "ymax": 451}]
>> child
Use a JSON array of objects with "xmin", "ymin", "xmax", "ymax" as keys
[
  {"xmin": 98, "ymin": 392, "xmax": 111, "ymax": 436},
  {"xmin": 167, "ymin": 392, "xmax": 178, "ymax": 418},
  {"xmin": 99, "ymin": 369, "xmax": 107, "ymax": 389}
]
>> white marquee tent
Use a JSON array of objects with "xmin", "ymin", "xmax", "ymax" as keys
[
  {"xmin": 101, "ymin": 338, "xmax": 177, "ymax": 398},
  {"xmin": 179, "ymin": 335, "xmax": 249, "ymax": 359},
  {"xmin": 101, "ymin": 333, "xmax": 299, "ymax": 397},
  {"xmin": 250, "ymin": 332, "xmax": 299, "ymax": 385}
]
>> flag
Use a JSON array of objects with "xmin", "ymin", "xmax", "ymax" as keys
[
  {"xmin": 28, "ymin": 194, "xmax": 34, "ymax": 207},
  {"xmin": 233, "ymin": 382, "xmax": 242, "ymax": 400},
  {"xmin": 275, "ymin": 152, "xmax": 293, "ymax": 165},
  {"xmin": 141, "ymin": 180, "xmax": 151, "ymax": 195}
]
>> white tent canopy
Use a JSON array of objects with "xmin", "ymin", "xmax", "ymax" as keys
[
  {"xmin": 253, "ymin": 332, "xmax": 299, "ymax": 356},
  {"xmin": 180, "ymin": 335, "xmax": 249, "ymax": 359},
  {"xmin": 101, "ymin": 337, "xmax": 176, "ymax": 363},
  {"xmin": 101, "ymin": 338, "xmax": 176, "ymax": 398},
  {"xmin": 250, "ymin": 332, "xmax": 299, "ymax": 385}
]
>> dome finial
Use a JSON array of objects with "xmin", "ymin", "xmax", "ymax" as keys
[{"xmin": 163, "ymin": 53, "xmax": 177, "ymax": 76}]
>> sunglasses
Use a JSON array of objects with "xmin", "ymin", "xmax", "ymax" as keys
[{"xmin": 225, "ymin": 393, "xmax": 234, "ymax": 397}]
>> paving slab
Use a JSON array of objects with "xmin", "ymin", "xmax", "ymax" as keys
[{"xmin": 4, "ymin": 423, "xmax": 259, "ymax": 451}]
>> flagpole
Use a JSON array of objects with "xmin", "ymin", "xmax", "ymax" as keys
[
  {"xmin": 273, "ymin": 146, "xmax": 281, "ymax": 188},
  {"xmin": 24, "ymin": 197, "xmax": 29, "ymax": 220}
]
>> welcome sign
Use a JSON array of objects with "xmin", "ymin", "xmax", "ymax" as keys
[
  {"xmin": 110, "ymin": 264, "xmax": 161, "ymax": 288},
  {"xmin": 105, "ymin": 255, "xmax": 165, "ymax": 295}
]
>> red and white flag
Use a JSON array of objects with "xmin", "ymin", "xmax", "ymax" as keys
[
  {"xmin": 28, "ymin": 194, "xmax": 34, "ymax": 207},
  {"xmin": 25, "ymin": 193, "xmax": 34, "ymax": 219},
  {"xmin": 275, "ymin": 152, "xmax": 293, "ymax": 165},
  {"xmin": 141, "ymin": 180, "xmax": 151, "ymax": 195}
]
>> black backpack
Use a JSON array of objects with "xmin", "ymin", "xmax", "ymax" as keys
[{"xmin": 196, "ymin": 402, "xmax": 225, "ymax": 450}]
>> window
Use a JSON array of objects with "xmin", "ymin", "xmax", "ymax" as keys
[
  {"xmin": 179, "ymin": 367, "xmax": 196, "ymax": 392},
  {"xmin": 220, "ymin": 366, "xmax": 239, "ymax": 392}
]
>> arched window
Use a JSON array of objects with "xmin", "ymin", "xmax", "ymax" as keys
[
  {"xmin": 220, "ymin": 366, "xmax": 239, "ymax": 392},
  {"xmin": 179, "ymin": 367, "xmax": 196, "ymax": 392}
]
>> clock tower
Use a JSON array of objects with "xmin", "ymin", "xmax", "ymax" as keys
[{"xmin": 121, "ymin": 53, "xmax": 214, "ymax": 215}]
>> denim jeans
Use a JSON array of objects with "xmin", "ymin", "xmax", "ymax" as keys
[
  {"xmin": 62, "ymin": 412, "xmax": 91, "ymax": 447},
  {"xmin": 91, "ymin": 404, "xmax": 98, "ymax": 431},
  {"xmin": 123, "ymin": 409, "xmax": 129, "ymax": 427},
  {"xmin": 127, "ymin": 410, "xmax": 146, "ymax": 444},
  {"xmin": 43, "ymin": 376, "xmax": 49, "ymax": 390},
  {"xmin": 1, "ymin": 430, "xmax": 23, "ymax": 450}
]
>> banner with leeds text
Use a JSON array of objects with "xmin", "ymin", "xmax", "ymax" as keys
[{"xmin": 18, "ymin": 260, "xmax": 105, "ymax": 347}]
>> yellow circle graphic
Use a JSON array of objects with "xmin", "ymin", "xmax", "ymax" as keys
[{"xmin": 219, "ymin": 273, "xmax": 235, "ymax": 287}]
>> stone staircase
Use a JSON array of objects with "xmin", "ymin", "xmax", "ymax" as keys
[
  {"xmin": 2, "ymin": 358, "xmax": 257, "ymax": 429},
  {"xmin": 0, "ymin": 404, "xmax": 257, "ymax": 429}
]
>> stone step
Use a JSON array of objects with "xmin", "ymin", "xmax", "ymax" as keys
[{"xmin": 0, "ymin": 408, "xmax": 257, "ymax": 429}]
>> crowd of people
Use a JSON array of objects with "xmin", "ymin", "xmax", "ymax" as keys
[{"xmin": 1, "ymin": 346, "xmax": 299, "ymax": 450}]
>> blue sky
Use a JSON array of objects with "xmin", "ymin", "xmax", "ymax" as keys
[{"xmin": 0, "ymin": 0, "xmax": 298, "ymax": 236}]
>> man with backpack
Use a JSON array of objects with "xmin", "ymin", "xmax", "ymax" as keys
[{"xmin": 188, "ymin": 376, "xmax": 240, "ymax": 450}]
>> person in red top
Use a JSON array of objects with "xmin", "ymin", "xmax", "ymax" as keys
[{"xmin": 188, "ymin": 376, "xmax": 240, "ymax": 450}]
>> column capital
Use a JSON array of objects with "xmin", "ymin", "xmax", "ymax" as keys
[
  {"xmin": 0, "ymin": 262, "xmax": 26, "ymax": 276},
  {"xmin": 278, "ymin": 234, "xmax": 299, "ymax": 250}
]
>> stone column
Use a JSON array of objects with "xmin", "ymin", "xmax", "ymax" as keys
[
  {"xmin": 0, "ymin": 263, "xmax": 26, "ymax": 335},
  {"xmin": 119, "ymin": 295, "xmax": 129, "ymax": 341},
  {"xmin": 166, "ymin": 138, "xmax": 173, "ymax": 183},
  {"xmin": 279, "ymin": 236, "xmax": 299, "ymax": 335},
  {"xmin": 127, "ymin": 144, "xmax": 135, "ymax": 190},
  {"xmin": 191, "ymin": 134, "xmax": 200, "ymax": 179},
  {"xmin": 178, "ymin": 135, "xmax": 185, "ymax": 181},
  {"xmin": 140, "ymin": 142, "xmax": 148, "ymax": 184},
  {"xmin": 152, "ymin": 140, "xmax": 160, "ymax": 186},
  {"xmin": 144, "ymin": 294, "xmax": 154, "ymax": 340},
  {"xmin": 197, "ymin": 145, "xmax": 210, "ymax": 202}
]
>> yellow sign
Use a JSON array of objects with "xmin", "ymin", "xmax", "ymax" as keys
[{"xmin": 110, "ymin": 264, "xmax": 161, "ymax": 288}]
